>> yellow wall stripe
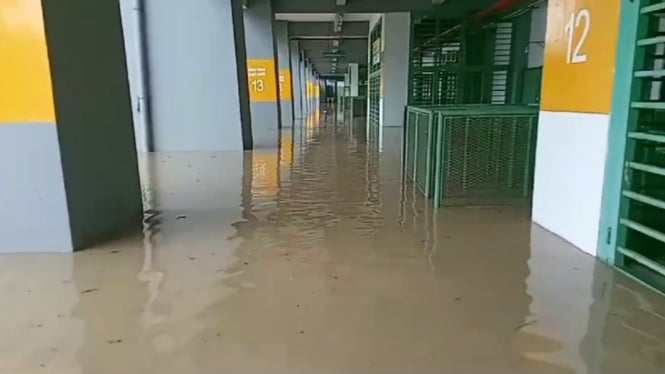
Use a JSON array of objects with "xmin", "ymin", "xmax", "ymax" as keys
[
  {"xmin": 0, "ymin": 0, "xmax": 55, "ymax": 122},
  {"xmin": 540, "ymin": 0, "xmax": 621, "ymax": 114}
]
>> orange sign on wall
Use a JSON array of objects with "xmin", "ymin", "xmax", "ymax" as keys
[
  {"xmin": 0, "ymin": 0, "xmax": 55, "ymax": 122},
  {"xmin": 247, "ymin": 59, "xmax": 278, "ymax": 102},
  {"xmin": 541, "ymin": 0, "xmax": 621, "ymax": 114},
  {"xmin": 278, "ymin": 69, "xmax": 292, "ymax": 101}
]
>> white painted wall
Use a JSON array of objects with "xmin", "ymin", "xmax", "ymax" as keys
[
  {"xmin": 530, "ymin": 0, "xmax": 610, "ymax": 257},
  {"xmin": 381, "ymin": 12, "xmax": 410, "ymax": 127},
  {"xmin": 532, "ymin": 111, "xmax": 610, "ymax": 256}
]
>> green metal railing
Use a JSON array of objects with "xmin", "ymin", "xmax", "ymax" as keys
[
  {"xmin": 404, "ymin": 104, "xmax": 538, "ymax": 207},
  {"xmin": 408, "ymin": 18, "xmax": 518, "ymax": 106},
  {"xmin": 369, "ymin": 19, "xmax": 383, "ymax": 128},
  {"xmin": 612, "ymin": 0, "xmax": 665, "ymax": 291}
]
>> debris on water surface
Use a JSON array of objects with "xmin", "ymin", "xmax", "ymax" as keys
[{"xmin": 515, "ymin": 319, "xmax": 538, "ymax": 331}]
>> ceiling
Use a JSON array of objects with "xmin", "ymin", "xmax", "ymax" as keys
[
  {"xmin": 280, "ymin": 16, "xmax": 371, "ymax": 75},
  {"xmin": 299, "ymin": 39, "xmax": 368, "ymax": 75},
  {"xmin": 275, "ymin": 13, "xmax": 377, "ymax": 22},
  {"xmin": 273, "ymin": 0, "xmax": 508, "ymax": 74},
  {"xmin": 272, "ymin": 0, "xmax": 499, "ymax": 13}
]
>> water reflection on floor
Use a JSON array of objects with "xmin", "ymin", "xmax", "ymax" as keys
[{"xmin": 1, "ymin": 122, "xmax": 665, "ymax": 373}]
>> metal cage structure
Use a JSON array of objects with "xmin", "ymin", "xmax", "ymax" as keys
[{"xmin": 404, "ymin": 105, "xmax": 538, "ymax": 207}]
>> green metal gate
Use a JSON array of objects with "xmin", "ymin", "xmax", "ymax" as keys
[
  {"xmin": 408, "ymin": 17, "xmax": 517, "ymax": 106},
  {"xmin": 368, "ymin": 20, "xmax": 382, "ymax": 128},
  {"xmin": 601, "ymin": 0, "xmax": 665, "ymax": 292},
  {"xmin": 404, "ymin": 107, "xmax": 436, "ymax": 196}
]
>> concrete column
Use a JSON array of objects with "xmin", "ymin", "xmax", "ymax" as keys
[
  {"xmin": 144, "ymin": 0, "xmax": 251, "ymax": 151},
  {"xmin": 301, "ymin": 53, "xmax": 309, "ymax": 116},
  {"xmin": 314, "ymin": 73, "xmax": 321, "ymax": 113},
  {"xmin": 381, "ymin": 13, "xmax": 411, "ymax": 127},
  {"xmin": 307, "ymin": 64, "xmax": 315, "ymax": 113},
  {"xmin": 0, "ymin": 0, "xmax": 142, "ymax": 253},
  {"xmin": 290, "ymin": 40, "xmax": 304, "ymax": 119},
  {"xmin": 275, "ymin": 22, "xmax": 293, "ymax": 126},
  {"xmin": 244, "ymin": 0, "xmax": 281, "ymax": 148},
  {"xmin": 119, "ymin": 0, "xmax": 149, "ymax": 152},
  {"xmin": 303, "ymin": 59, "xmax": 310, "ymax": 114}
]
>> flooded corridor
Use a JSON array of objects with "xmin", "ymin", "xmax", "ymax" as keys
[{"xmin": 2, "ymin": 122, "xmax": 665, "ymax": 373}]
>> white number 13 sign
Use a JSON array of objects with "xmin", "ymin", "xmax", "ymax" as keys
[{"xmin": 564, "ymin": 9, "xmax": 591, "ymax": 64}]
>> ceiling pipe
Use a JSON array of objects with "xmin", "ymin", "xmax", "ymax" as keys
[{"xmin": 472, "ymin": 0, "xmax": 522, "ymax": 21}]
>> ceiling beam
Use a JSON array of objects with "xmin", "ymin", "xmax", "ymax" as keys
[
  {"xmin": 274, "ymin": 0, "xmax": 498, "ymax": 16},
  {"xmin": 301, "ymin": 39, "xmax": 367, "ymax": 74},
  {"xmin": 288, "ymin": 21, "xmax": 369, "ymax": 38}
]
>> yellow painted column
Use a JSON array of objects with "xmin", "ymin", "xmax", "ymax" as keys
[
  {"xmin": 247, "ymin": 58, "xmax": 278, "ymax": 102},
  {"xmin": 2, "ymin": 0, "xmax": 143, "ymax": 253},
  {"xmin": 529, "ymin": 4, "xmax": 624, "ymax": 369},
  {"xmin": 540, "ymin": 0, "xmax": 621, "ymax": 114},
  {"xmin": 0, "ymin": 0, "xmax": 55, "ymax": 123},
  {"xmin": 0, "ymin": 0, "xmax": 72, "ymax": 253},
  {"xmin": 278, "ymin": 69, "xmax": 292, "ymax": 101},
  {"xmin": 533, "ymin": 0, "xmax": 622, "ymax": 257}
]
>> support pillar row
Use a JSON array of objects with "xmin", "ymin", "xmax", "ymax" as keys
[
  {"xmin": 290, "ymin": 40, "xmax": 304, "ymax": 120},
  {"xmin": 244, "ymin": 0, "xmax": 281, "ymax": 148},
  {"xmin": 144, "ymin": 0, "xmax": 251, "ymax": 151},
  {"xmin": 275, "ymin": 21, "xmax": 293, "ymax": 126},
  {"xmin": 0, "ymin": 0, "xmax": 142, "ymax": 252}
]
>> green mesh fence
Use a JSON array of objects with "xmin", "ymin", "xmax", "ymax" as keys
[
  {"xmin": 415, "ymin": 114, "xmax": 434, "ymax": 195},
  {"xmin": 408, "ymin": 18, "xmax": 516, "ymax": 106},
  {"xmin": 404, "ymin": 108, "xmax": 435, "ymax": 197},
  {"xmin": 433, "ymin": 105, "xmax": 538, "ymax": 207},
  {"xmin": 369, "ymin": 19, "xmax": 382, "ymax": 128},
  {"xmin": 369, "ymin": 72, "xmax": 381, "ymax": 127},
  {"xmin": 404, "ymin": 105, "xmax": 539, "ymax": 207},
  {"xmin": 405, "ymin": 111, "xmax": 418, "ymax": 178}
]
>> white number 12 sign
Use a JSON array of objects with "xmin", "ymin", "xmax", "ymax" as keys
[{"xmin": 564, "ymin": 9, "xmax": 591, "ymax": 64}]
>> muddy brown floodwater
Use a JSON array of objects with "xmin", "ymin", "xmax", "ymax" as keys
[{"xmin": 1, "ymin": 123, "xmax": 665, "ymax": 373}]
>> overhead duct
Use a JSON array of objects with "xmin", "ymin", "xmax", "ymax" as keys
[{"xmin": 472, "ymin": 0, "xmax": 522, "ymax": 20}]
